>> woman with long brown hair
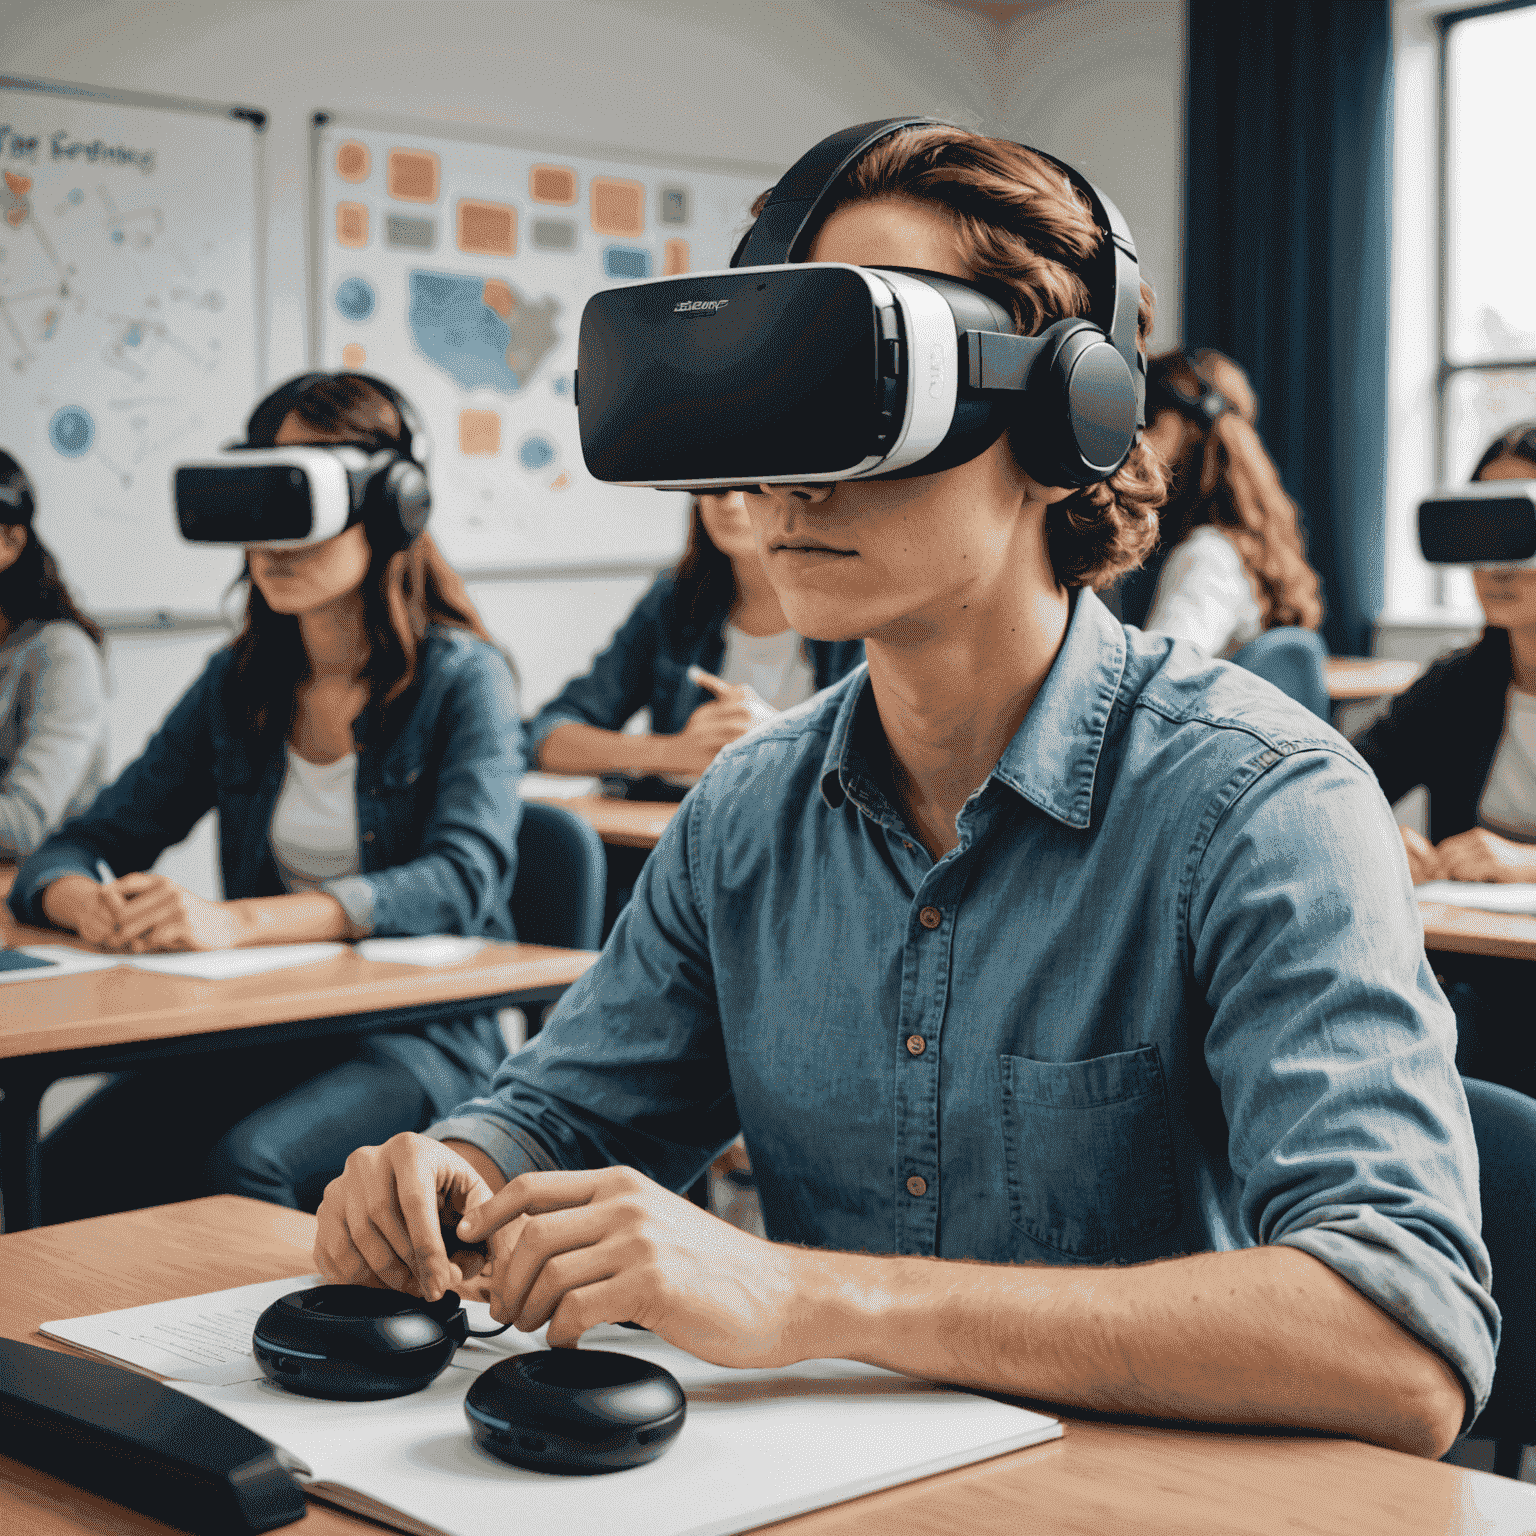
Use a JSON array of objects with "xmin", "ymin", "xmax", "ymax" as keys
[
  {"xmin": 0, "ymin": 449, "xmax": 108, "ymax": 857},
  {"xmin": 9, "ymin": 373, "xmax": 524, "ymax": 1222},
  {"xmin": 1136, "ymin": 348, "xmax": 1323, "ymax": 657}
]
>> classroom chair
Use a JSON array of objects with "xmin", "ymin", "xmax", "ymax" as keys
[
  {"xmin": 1229, "ymin": 627, "xmax": 1331, "ymax": 720},
  {"xmin": 511, "ymin": 800, "xmax": 607, "ymax": 953},
  {"xmin": 1462, "ymin": 1076, "xmax": 1536, "ymax": 1478}
]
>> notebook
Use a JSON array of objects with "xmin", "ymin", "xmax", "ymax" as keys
[{"xmin": 46, "ymin": 1279, "xmax": 1061, "ymax": 1536}]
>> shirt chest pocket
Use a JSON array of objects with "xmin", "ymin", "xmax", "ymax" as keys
[{"xmin": 999, "ymin": 1045, "xmax": 1180, "ymax": 1258}]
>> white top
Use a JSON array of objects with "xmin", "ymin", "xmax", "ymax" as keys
[
  {"xmin": 269, "ymin": 746, "xmax": 361, "ymax": 893},
  {"xmin": 1478, "ymin": 687, "xmax": 1536, "ymax": 844},
  {"xmin": 1143, "ymin": 525, "xmax": 1264, "ymax": 660},
  {"xmin": 718, "ymin": 623, "xmax": 817, "ymax": 713}
]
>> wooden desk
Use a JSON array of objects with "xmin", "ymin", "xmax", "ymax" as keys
[
  {"xmin": 3, "ymin": 1199, "xmax": 1534, "ymax": 1536},
  {"xmin": 0, "ymin": 891, "xmax": 596, "ymax": 1232},
  {"xmin": 1326, "ymin": 656, "xmax": 1422, "ymax": 701},
  {"xmin": 1420, "ymin": 899, "xmax": 1536, "ymax": 963},
  {"xmin": 526, "ymin": 792, "xmax": 679, "ymax": 850}
]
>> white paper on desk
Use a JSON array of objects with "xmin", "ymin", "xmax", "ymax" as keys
[
  {"xmin": 125, "ymin": 941, "xmax": 346, "ymax": 979},
  {"xmin": 356, "ymin": 935, "xmax": 486, "ymax": 967},
  {"xmin": 0, "ymin": 945, "xmax": 123, "ymax": 984},
  {"xmin": 42, "ymin": 1274, "xmax": 325, "ymax": 1385},
  {"xmin": 1416, "ymin": 880, "xmax": 1536, "ymax": 914},
  {"xmin": 520, "ymin": 771, "xmax": 602, "ymax": 799},
  {"xmin": 174, "ymin": 1314, "xmax": 1059, "ymax": 1536}
]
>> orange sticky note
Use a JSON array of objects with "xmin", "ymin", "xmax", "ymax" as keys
[
  {"xmin": 459, "ymin": 409, "xmax": 501, "ymax": 456},
  {"xmin": 458, "ymin": 199, "xmax": 516, "ymax": 257},
  {"xmin": 336, "ymin": 202, "xmax": 368, "ymax": 248},
  {"xmin": 482, "ymin": 279, "xmax": 516, "ymax": 319},
  {"xmin": 335, "ymin": 141, "xmax": 370, "ymax": 183},
  {"xmin": 663, "ymin": 239, "xmax": 690, "ymax": 276},
  {"xmin": 340, "ymin": 342, "xmax": 367, "ymax": 367},
  {"xmin": 530, "ymin": 165, "xmax": 577, "ymax": 205},
  {"xmin": 4, "ymin": 171, "xmax": 33, "ymax": 197},
  {"xmin": 590, "ymin": 176, "xmax": 644, "ymax": 237},
  {"xmin": 388, "ymin": 148, "xmax": 440, "ymax": 204}
]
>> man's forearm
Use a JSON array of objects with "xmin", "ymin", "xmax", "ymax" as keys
[{"xmin": 790, "ymin": 1243, "xmax": 1466, "ymax": 1458}]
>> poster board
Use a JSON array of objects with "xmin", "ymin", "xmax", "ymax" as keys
[
  {"xmin": 310, "ymin": 112, "xmax": 778, "ymax": 577},
  {"xmin": 0, "ymin": 76, "xmax": 265, "ymax": 620}
]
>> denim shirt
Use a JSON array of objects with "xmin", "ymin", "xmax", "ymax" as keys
[
  {"xmin": 526, "ymin": 572, "xmax": 865, "ymax": 749},
  {"xmin": 434, "ymin": 590, "xmax": 1497, "ymax": 1423}
]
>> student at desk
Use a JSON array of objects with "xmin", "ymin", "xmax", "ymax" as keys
[
  {"xmin": 8, "ymin": 372, "xmax": 523, "ymax": 1222},
  {"xmin": 317, "ymin": 124, "xmax": 1491, "ymax": 1459},
  {"xmin": 0, "ymin": 450, "xmax": 108, "ymax": 859},
  {"xmin": 1353, "ymin": 422, "xmax": 1536, "ymax": 1091},
  {"xmin": 529, "ymin": 491, "xmax": 863, "ymax": 795}
]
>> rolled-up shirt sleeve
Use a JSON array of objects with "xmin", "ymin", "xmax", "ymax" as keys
[
  {"xmin": 429, "ymin": 786, "xmax": 739, "ymax": 1188},
  {"xmin": 1191, "ymin": 743, "xmax": 1499, "ymax": 1427}
]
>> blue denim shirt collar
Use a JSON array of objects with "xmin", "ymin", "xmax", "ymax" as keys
[{"xmin": 820, "ymin": 587, "xmax": 1125, "ymax": 832}]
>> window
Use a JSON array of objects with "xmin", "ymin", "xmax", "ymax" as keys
[{"xmin": 1438, "ymin": 2, "xmax": 1536, "ymax": 481}]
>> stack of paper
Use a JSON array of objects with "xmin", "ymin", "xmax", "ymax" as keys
[{"xmin": 1415, "ymin": 880, "xmax": 1536, "ymax": 915}]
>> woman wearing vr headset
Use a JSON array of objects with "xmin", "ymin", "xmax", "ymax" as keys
[
  {"xmin": 0, "ymin": 450, "xmax": 108, "ymax": 858},
  {"xmin": 315, "ymin": 124, "xmax": 1485, "ymax": 1458},
  {"xmin": 530, "ymin": 490, "xmax": 863, "ymax": 791},
  {"xmin": 8, "ymin": 373, "xmax": 524, "ymax": 1222},
  {"xmin": 1121, "ymin": 349, "xmax": 1323, "ymax": 657}
]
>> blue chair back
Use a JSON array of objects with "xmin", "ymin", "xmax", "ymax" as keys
[
  {"xmin": 511, "ymin": 801, "xmax": 606, "ymax": 952},
  {"xmin": 1229, "ymin": 626, "xmax": 1331, "ymax": 720},
  {"xmin": 1463, "ymin": 1077, "xmax": 1536, "ymax": 1468}
]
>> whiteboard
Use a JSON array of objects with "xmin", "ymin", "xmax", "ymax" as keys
[
  {"xmin": 311, "ymin": 113, "xmax": 778, "ymax": 576},
  {"xmin": 0, "ymin": 76, "xmax": 265, "ymax": 619}
]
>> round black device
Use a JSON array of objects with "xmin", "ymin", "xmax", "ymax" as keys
[
  {"xmin": 465, "ymin": 1349, "xmax": 686, "ymax": 1474},
  {"xmin": 253, "ymin": 1285, "xmax": 469, "ymax": 1400}
]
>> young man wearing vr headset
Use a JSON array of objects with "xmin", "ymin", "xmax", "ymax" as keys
[{"xmin": 317, "ymin": 123, "xmax": 1492, "ymax": 1457}]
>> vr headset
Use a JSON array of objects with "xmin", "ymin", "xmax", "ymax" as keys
[
  {"xmin": 174, "ymin": 372, "xmax": 432, "ymax": 550},
  {"xmin": 575, "ymin": 117, "xmax": 1144, "ymax": 492},
  {"xmin": 1418, "ymin": 481, "xmax": 1536, "ymax": 567}
]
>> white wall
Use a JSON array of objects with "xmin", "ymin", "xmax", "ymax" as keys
[{"xmin": 4, "ymin": 0, "xmax": 1184, "ymax": 898}]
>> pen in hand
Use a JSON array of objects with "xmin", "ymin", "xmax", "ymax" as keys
[{"xmin": 95, "ymin": 858, "xmax": 128, "ymax": 938}]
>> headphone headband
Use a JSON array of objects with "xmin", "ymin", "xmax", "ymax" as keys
[
  {"xmin": 732, "ymin": 118, "xmax": 1144, "ymax": 432},
  {"xmin": 244, "ymin": 371, "xmax": 432, "ymax": 468}
]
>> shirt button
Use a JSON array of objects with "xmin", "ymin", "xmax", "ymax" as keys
[
  {"xmin": 906, "ymin": 1034, "xmax": 926, "ymax": 1056},
  {"xmin": 903, "ymin": 841, "xmax": 913, "ymax": 851},
  {"xmin": 906, "ymin": 1175, "xmax": 928, "ymax": 1198},
  {"xmin": 918, "ymin": 906, "xmax": 941, "ymax": 930}
]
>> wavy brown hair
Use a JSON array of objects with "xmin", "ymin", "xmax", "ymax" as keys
[
  {"xmin": 0, "ymin": 451, "xmax": 104, "ymax": 648},
  {"xmin": 1472, "ymin": 421, "xmax": 1536, "ymax": 480},
  {"xmin": 229, "ymin": 374, "xmax": 502, "ymax": 744},
  {"xmin": 1147, "ymin": 350, "xmax": 1323, "ymax": 632},
  {"xmin": 669, "ymin": 498, "xmax": 736, "ymax": 640},
  {"xmin": 753, "ymin": 125, "xmax": 1167, "ymax": 589}
]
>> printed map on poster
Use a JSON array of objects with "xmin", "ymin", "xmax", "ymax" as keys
[
  {"xmin": 0, "ymin": 81, "xmax": 261, "ymax": 615},
  {"xmin": 313, "ymin": 118, "xmax": 776, "ymax": 574}
]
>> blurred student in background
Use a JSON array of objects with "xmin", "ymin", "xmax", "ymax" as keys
[
  {"xmin": 8, "ymin": 373, "xmax": 524, "ymax": 1222},
  {"xmin": 0, "ymin": 450, "xmax": 107, "ymax": 859},
  {"xmin": 1353, "ymin": 422, "xmax": 1536, "ymax": 1091},
  {"xmin": 530, "ymin": 491, "xmax": 864, "ymax": 796},
  {"xmin": 1128, "ymin": 349, "xmax": 1323, "ymax": 657}
]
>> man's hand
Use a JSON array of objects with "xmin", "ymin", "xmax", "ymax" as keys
[
  {"xmin": 314, "ymin": 1132, "xmax": 505, "ymax": 1301},
  {"xmin": 665, "ymin": 670, "xmax": 761, "ymax": 775},
  {"xmin": 459, "ymin": 1165, "xmax": 808, "ymax": 1366},
  {"xmin": 1433, "ymin": 826, "xmax": 1536, "ymax": 883},
  {"xmin": 41, "ymin": 873, "xmax": 127, "ymax": 948},
  {"xmin": 100, "ymin": 872, "xmax": 244, "ymax": 952},
  {"xmin": 1399, "ymin": 825, "xmax": 1443, "ymax": 885}
]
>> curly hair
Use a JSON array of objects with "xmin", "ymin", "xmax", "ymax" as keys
[
  {"xmin": 1146, "ymin": 350, "xmax": 1323, "ymax": 632},
  {"xmin": 753, "ymin": 124, "xmax": 1167, "ymax": 589}
]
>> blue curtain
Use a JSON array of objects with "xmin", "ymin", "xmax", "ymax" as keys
[{"xmin": 1184, "ymin": 0, "xmax": 1393, "ymax": 657}]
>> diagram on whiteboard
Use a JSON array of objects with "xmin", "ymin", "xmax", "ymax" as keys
[
  {"xmin": 0, "ymin": 86, "xmax": 263, "ymax": 614},
  {"xmin": 314, "ymin": 119, "xmax": 775, "ymax": 574}
]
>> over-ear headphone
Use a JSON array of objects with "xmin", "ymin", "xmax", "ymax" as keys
[
  {"xmin": 242, "ymin": 371, "xmax": 433, "ymax": 550},
  {"xmin": 730, "ymin": 117, "xmax": 1146, "ymax": 489}
]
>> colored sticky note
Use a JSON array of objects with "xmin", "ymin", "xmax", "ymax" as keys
[
  {"xmin": 532, "ymin": 219, "xmax": 576, "ymax": 251},
  {"xmin": 341, "ymin": 342, "xmax": 367, "ymax": 367},
  {"xmin": 590, "ymin": 177, "xmax": 644, "ymax": 237},
  {"xmin": 335, "ymin": 202, "xmax": 368, "ymax": 248},
  {"xmin": 482, "ymin": 279, "xmax": 516, "ymax": 319},
  {"xmin": 663, "ymin": 239, "xmax": 690, "ymax": 276},
  {"xmin": 458, "ymin": 199, "xmax": 516, "ymax": 256},
  {"xmin": 335, "ymin": 141, "xmax": 370, "ymax": 183},
  {"xmin": 459, "ymin": 409, "xmax": 501, "ymax": 456},
  {"xmin": 530, "ymin": 165, "xmax": 577, "ymax": 205},
  {"xmin": 659, "ymin": 186, "xmax": 689, "ymax": 225},
  {"xmin": 388, "ymin": 148, "xmax": 440, "ymax": 203},
  {"xmin": 4, "ymin": 171, "xmax": 33, "ymax": 197},
  {"xmin": 386, "ymin": 214, "xmax": 435, "ymax": 250},
  {"xmin": 602, "ymin": 246, "xmax": 651, "ymax": 280}
]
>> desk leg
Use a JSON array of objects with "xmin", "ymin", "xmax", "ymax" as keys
[{"xmin": 0, "ymin": 1073, "xmax": 44, "ymax": 1232}]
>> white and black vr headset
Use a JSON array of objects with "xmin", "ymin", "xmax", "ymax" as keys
[
  {"xmin": 575, "ymin": 117, "xmax": 1145, "ymax": 491},
  {"xmin": 1419, "ymin": 481, "xmax": 1536, "ymax": 568},
  {"xmin": 174, "ymin": 372, "xmax": 432, "ymax": 551}
]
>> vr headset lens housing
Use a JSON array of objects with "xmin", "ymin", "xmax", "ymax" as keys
[
  {"xmin": 1418, "ymin": 481, "xmax": 1536, "ymax": 568},
  {"xmin": 175, "ymin": 447, "xmax": 370, "ymax": 548}
]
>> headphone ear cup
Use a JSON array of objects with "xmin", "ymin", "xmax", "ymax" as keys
[
  {"xmin": 1011, "ymin": 320, "xmax": 1140, "ymax": 489},
  {"xmin": 383, "ymin": 460, "xmax": 431, "ymax": 546}
]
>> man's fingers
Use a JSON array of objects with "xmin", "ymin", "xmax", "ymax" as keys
[
  {"xmin": 111, "ymin": 893, "xmax": 186, "ymax": 944},
  {"xmin": 395, "ymin": 1145, "xmax": 482, "ymax": 1301},
  {"xmin": 112, "ymin": 872, "xmax": 171, "ymax": 898},
  {"xmin": 459, "ymin": 1169, "xmax": 604, "ymax": 1240},
  {"xmin": 493, "ymin": 1202, "xmax": 613, "ymax": 1319},
  {"xmin": 687, "ymin": 665, "xmax": 745, "ymax": 701},
  {"xmin": 514, "ymin": 1237, "xmax": 625, "ymax": 1332},
  {"xmin": 545, "ymin": 1276, "xmax": 634, "ymax": 1349}
]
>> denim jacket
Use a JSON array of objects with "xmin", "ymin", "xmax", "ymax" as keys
[
  {"xmin": 436, "ymin": 589, "xmax": 1497, "ymax": 1425},
  {"xmin": 10, "ymin": 626, "xmax": 525, "ymax": 1114},
  {"xmin": 526, "ymin": 572, "xmax": 865, "ymax": 750}
]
